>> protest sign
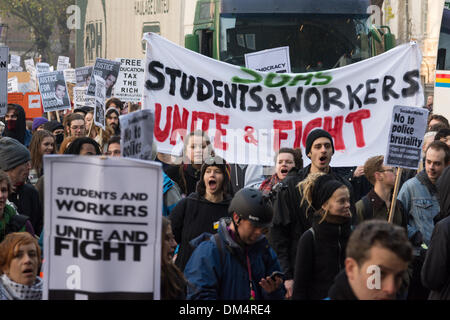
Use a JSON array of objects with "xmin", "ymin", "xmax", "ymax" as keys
[
  {"xmin": 114, "ymin": 58, "xmax": 145, "ymax": 103},
  {"xmin": 143, "ymin": 33, "xmax": 424, "ymax": 166},
  {"xmin": 64, "ymin": 68, "xmax": 76, "ymax": 84},
  {"xmin": 94, "ymin": 75, "xmax": 106, "ymax": 129},
  {"xmin": 42, "ymin": 155, "xmax": 163, "ymax": 300},
  {"xmin": 37, "ymin": 70, "xmax": 71, "ymax": 112},
  {"xmin": 73, "ymin": 86, "xmax": 95, "ymax": 109},
  {"xmin": 86, "ymin": 58, "xmax": 121, "ymax": 98},
  {"xmin": 245, "ymin": 46, "xmax": 291, "ymax": 74},
  {"xmin": 36, "ymin": 62, "xmax": 50, "ymax": 74},
  {"xmin": 0, "ymin": 46, "xmax": 8, "ymax": 116},
  {"xmin": 10, "ymin": 54, "xmax": 20, "ymax": 68},
  {"xmin": 7, "ymin": 76, "xmax": 18, "ymax": 93},
  {"xmin": 75, "ymin": 66, "xmax": 93, "ymax": 87},
  {"xmin": 57, "ymin": 56, "xmax": 70, "ymax": 71},
  {"xmin": 25, "ymin": 59, "xmax": 38, "ymax": 92},
  {"xmin": 385, "ymin": 105, "xmax": 429, "ymax": 169},
  {"xmin": 120, "ymin": 109, "xmax": 154, "ymax": 160}
]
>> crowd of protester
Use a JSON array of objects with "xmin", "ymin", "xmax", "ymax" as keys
[{"xmin": 0, "ymin": 96, "xmax": 449, "ymax": 301}]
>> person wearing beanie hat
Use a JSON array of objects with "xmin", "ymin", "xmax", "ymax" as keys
[
  {"xmin": 169, "ymin": 155, "xmax": 232, "ymax": 271},
  {"xmin": 32, "ymin": 117, "xmax": 49, "ymax": 132},
  {"xmin": 292, "ymin": 172, "xmax": 352, "ymax": 300},
  {"xmin": 269, "ymin": 129, "xmax": 356, "ymax": 299},
  {"xmin": 3, "ymin": 104, "xmax": 27, "ymax": 145},
  {"xmin": 0, "ymin": 137, "xmax": 43, "ymax": 235}
]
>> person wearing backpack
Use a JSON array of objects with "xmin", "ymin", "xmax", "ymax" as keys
[
  {"xmin": 292, "ymin": 172, "xmax": 352, "ymax": 300},
  {"xmin": 184, "ymin": 188, "xmax": 285, "ymax": 300},
  {"xmin": 355, "ymin": 155, "xmax": 407, "ymax": 228}
]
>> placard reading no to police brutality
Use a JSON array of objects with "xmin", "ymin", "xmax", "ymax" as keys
[
  {"xmin": 385, "ymin": 105, "xmax": 429, "ymax": 169},
  {"xmin": 42, "ymin": 156, "xmax": 163, "ymax": 300}
]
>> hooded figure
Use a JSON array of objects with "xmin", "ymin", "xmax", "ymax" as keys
[
  {"xmin": 3, "ymin": 104, "xmax": 27, "ymax": 145},
  {"xmin": 421, "ymin": 166, "xmax": 450, "ymax": 300},
  {"xmin": 169, "ymin": 156, "xmax": 232, "ymax": 271}
]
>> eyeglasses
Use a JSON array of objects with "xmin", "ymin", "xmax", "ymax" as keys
[
  {"xmin": 71, "ymin": 125, "xmax": 85, "ymax": 130},
  {"xmin": 379, "ymin": 168, "xmax": 397, "ymax": 174}
]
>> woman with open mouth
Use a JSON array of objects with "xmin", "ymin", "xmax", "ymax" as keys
[
  {"xmin": 260, "ymin": 148, "xmax": 303, "ymax": 196},
  {"xmin": 0, "ymin": 232, "xmax": 43, "ymax": 300},
  {"xmin": 169, "ymin": 156, "xmax": 232, "ymax": 271},
  {"xmin": 292, "ymin": 172, "xmax": 352, "ymax": 300}
]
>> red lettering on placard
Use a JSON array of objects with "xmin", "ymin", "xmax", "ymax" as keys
[
  {"xmin": 215, "ymin": 113, "xmax": 229, "ymax": 151},
  {"xmin": 170, "ymin": 104, "xmax": 189, "ymax": 145},
  {"xmin": 273, "ymin": 120, "xmax": 292, "ymax": 151},
  {"xmin": 345, "ymin": 109, "xmax": 371, "ymax": 148},
  {"xmin": 302, "ymin": 118, "xmax": 323, "ymax": 148},
  {"xmin": 324, "ymin": 116, "xmax": 345, "ymax": 151},
  {"xmin": 154, "ymin": 103, "xmax": 172, "ymax": 142}
]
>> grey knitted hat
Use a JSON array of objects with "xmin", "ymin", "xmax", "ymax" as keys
[{"xmin": 0, "ymin": 137, "xmax": 31, "ymax": 171}]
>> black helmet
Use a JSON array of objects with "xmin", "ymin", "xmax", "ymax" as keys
[{"xmin": 228, "ymin": 188, "xmax": 273, "ymax": 228}]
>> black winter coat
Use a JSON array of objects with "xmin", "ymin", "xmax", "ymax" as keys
[
  {"xmin": 169, "ymin": 192, "xmax": 232, "ymax": 271},
  {"xmin": 269, "ymin": 165, "xmax": 356, "ymax": 280},
  {"xmin": 292, "ymin": 217, "xmax": 351, "ymax": 300},
  {"xmin": 165, "ymin": 164, "xmax": 200, "ymax": 197},
  {"xmin": 8, "ymin": 183, "xmax": 43, "ymax": 235}
]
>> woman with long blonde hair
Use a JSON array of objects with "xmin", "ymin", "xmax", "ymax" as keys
[{"xmin": 292, "ymin": 172, "xmax": 352, "ymax": 300}]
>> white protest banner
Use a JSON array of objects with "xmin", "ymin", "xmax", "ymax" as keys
[
  {"xmin": 245, "ymin": 46, "xmax": 291, "ymax": 74},
  {"xmin": 37, "ymin": 71, "xmax": 71, "ymax": 112},
  {"xmin": 7, "ymin": 76, "xmax": 18, "ymax": 93},
  {"xmin": 87, "ymin": 58, "xmax": 121, "ymax": 98},
  {"xmin": 42, "ymin": 155, "xmax": 163, "ymax": 300},
  {"xmin": 57, "ymin": 56, "xmax": 70, "ymax": 71},
  {"xmin": 385, "ymin": 105, "xmax": 429, "ymax": 169},
  {"xmin": 120, "ymin": 109, "xmax": 154, "ymax": 159},
  {"xmin": 73, "ymin": 86, "xmax": 95, "ymax": 109},
  {"xmin": 36, "ymin": 62, "xmax": 50, "ymax": 74},
  {"xmin": 94, "ymin": 75, "xmax": 106, "ymax": 129},
  {"xmin": 0, "ymin": 46, "xmax": 8, "ymax": 116},
  {"xmin": 114, "ymin": 58, "xmax": 145, "ymax": 103},
  {"xmin": 143, "ymin": 33, "xmax": 424, "ymax": 166},
  {"xmin": 75, "ymin": 66, "xmax": 93, "ymax": 87},
  {"xmin": 64, "ymin": 68, "xmax": 76, "ymax": 84}
]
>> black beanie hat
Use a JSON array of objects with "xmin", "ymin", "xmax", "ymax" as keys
[
  {"xmin": 196, "ymin": 156, "xmax": 230, "ymax": 195},
  {"xmin": 305, "ymin": 129, "xmax": 335, "ymax": 157},
  {"xmin": 312, "ymin": 174, "xmax": 345, "ymax": 211},
  {"xmin": 43, "ymin": 120, "xmax": 64, "ymax": 133}
]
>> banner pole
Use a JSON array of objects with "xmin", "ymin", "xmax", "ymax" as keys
[{"xmin": 388, "ymin": 167, "xmax": 403, "ymax": 223}]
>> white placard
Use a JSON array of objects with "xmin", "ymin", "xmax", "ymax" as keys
[
  {"xmin": 245, "ymin": 46, "xmax": 291, "ymax": 73},
  {"xmin": 42, "ymin": 155, "xmax": 163, "ymax": 300},
  {"xmin": 385, "ymin": 105, "xmax": 429, "ymax": 169},
  {"xmin": 120, "ymin": 109, "xmax": 154, "ymax": 160}
]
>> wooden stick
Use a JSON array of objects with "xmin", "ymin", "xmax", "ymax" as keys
[
  {"xmin": 47, "ymin": 112, "xmax": 51, "ymax": 120},
  {"xmin": 388, "ymin": 167, "xmax": 403, "ymax": 223},
  {"xmin": 56, "ymin": 111, "xmax": 61, "ymax": 123}
]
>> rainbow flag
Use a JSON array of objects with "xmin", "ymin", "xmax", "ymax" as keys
[{"xmin": 436, "ymin": 73, "xmax": 450, "ymax": 87}]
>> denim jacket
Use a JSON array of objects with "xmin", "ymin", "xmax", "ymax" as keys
[{"xmin": 397, "ymin": 175, "xmax": 440, "ymax": 246}]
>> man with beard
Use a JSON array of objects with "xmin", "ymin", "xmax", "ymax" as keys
[
  {"xmin": 269, "ymin": 129, "xmax": 355, "ymax": 299},
  {"xmin": 397, "ymin": 141, "xmax": 450, "ymax": 299},
  {"xmin": 105, "ymin": 107, "xmax": 120, "ymax": 135}
]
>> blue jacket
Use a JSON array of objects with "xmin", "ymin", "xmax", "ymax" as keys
[
  {"xmin": 397, "ymin": 173, "xmax": 440, "ymax": 245},
  {"xmin": 184, "ymin": 218, "xmax": 285, "ymax": 300}
]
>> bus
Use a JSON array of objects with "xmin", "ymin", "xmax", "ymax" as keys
[{"xmin": 76, "ymin": 0, "xmax": 395, "ymax": 72}]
